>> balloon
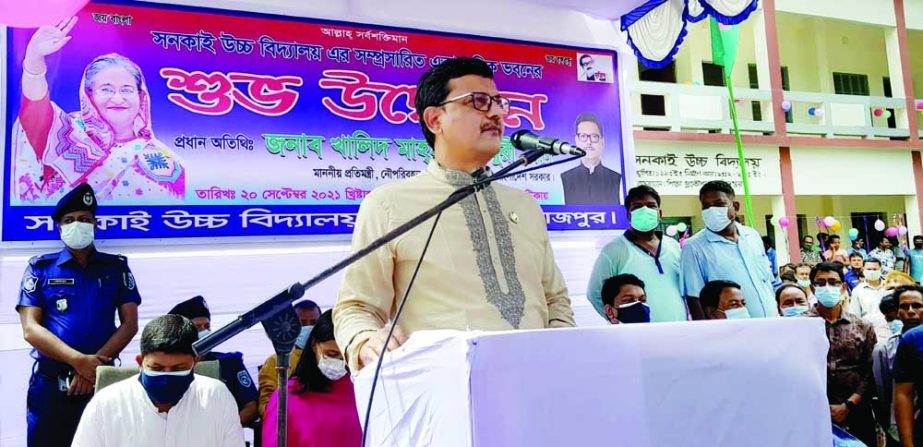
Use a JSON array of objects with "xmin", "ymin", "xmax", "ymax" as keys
[
  {"xmin": 684, "ymin": 80, "xmax": 693, "ymax": 85},
  {"xmin": 0, "ymin": 0, "xmax": 89, "ymax": 28},
  {"xmin": 666, "ymin": 226, "xmax": 678, "ymax": 237},
  {"xmin": 830, "ymin": 221, "xmax": 842, "ymax": 232},
  {"xmin": 808, "ymin": 107, "xmax": 817, "ymax": 116},
  {"xmin": 916, "ymin": 100, "xmax": 923, "ymax": 111},
  {"xmin": 779, "ymin": 217, "xmax": 790, "ymax": 228},
  {"xmin": 781, "ymin": 100, "xmax": 792, "ymax": 112},
  {"xmin": 875, "ymin": 219, "xmax": 886, "ymax": 231},
  {"xmin": 814, "ymin": 108, "xmax": 825, "ymax": 118},
  {"xmin": 886, "ymin": 110, "xmax": 893, "ymax": 119},
  {"xmin": 886, "ymin": 227, "xmax": 899, "ymax": 237},
  {"xmin": 676, "ymin": 222, "xmax": 688, "ymax": 233},
  {"xmin": 823, "ymin": 216, "xmax": 836, "ymax": 227},
  {"xmin": 848, "ymin": 228, "xmax": 860, "ymax": 240},
  {"xmin": 900, "ymin": 225, "xmax": 908, "ymax": 236},
  {"xmin": 770, "ymin": 216, "xmax": 780, "ymax": 226},
  {"xmin": 874, "ymin": 108, "xmax": 884, "ymax": 117}
]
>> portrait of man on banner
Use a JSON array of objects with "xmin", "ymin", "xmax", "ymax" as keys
[
  {"xmin": 576, "ymin": 53, "xmax": 613, "ymax": 83},
  {"xmin": 560, "ymin": 112, "xmax": 622, "ymax": 205}
]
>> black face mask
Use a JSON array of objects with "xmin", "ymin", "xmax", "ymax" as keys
[
  {"xmin": 915, "ymin": 243, "xmax": 923, "ymax": 249},
  {"xmin": 617, "ymin": 302, "xmax": 651, "ymax": 324}
]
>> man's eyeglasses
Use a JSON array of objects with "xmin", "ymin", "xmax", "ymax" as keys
[
  {"xmin": 439, "ymin": 92, "xmax": 510, "ymax": 114},
  {"xmin": 576, "ymin": 133, "xmax": 601, "ymax": 143},
  {"xmin": 813, "ymin": 279, "xmax": 842, "ymax": 287}
]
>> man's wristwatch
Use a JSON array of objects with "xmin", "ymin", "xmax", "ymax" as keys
[{"xmin": 845, "ymin": 400, "xmax": 857, "ymax": 411}]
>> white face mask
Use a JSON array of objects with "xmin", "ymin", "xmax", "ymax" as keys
[
  {"xmin": 864, "ymin": 270, "xmax": 882, "ymax": 281},
  {"xmin": 60, "ymin": 221, "xmax": 95, "ymax": 249},
  {"xmin": 317, "ymin": 355, "xmax": 347, "ymax": 381},
  {"xmin": 197, "ymin": 330, "xmax": 211, "ymax": 340},
  {"xmin": 702, "ymin": 206, "xmax": 732, "ymax": 233}
]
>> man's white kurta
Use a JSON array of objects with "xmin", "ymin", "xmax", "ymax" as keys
[{"xmin": 72, "ymin": 374, "xmax": 243, "ymax": 447}]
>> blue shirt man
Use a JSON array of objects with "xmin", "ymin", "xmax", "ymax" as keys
[
  {"xmin": 909, "ymin": 236, "xmax": 923, "ymax": 283},
  {"xmin": 680, "ymin": 181, "xmax": 778, "ymax": 319},
  {"xmin": 17, "ymin": 183, "xmax": 141, "ymax": 447},
  {"xmin": 587, "ymin": 185, "xmax": 687, "ymax": 322},
  {"xmin": 891, "ymin": 286, "xmax": 923, "ymax": 446},
  {"xmin": 169, "ymin": 295, "xmax": 260, "ymax": 426}
]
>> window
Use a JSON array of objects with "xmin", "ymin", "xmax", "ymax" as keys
[
  {"xmin": 781, "ymin": 66, "xmax": 792, "ymax": 123},
  {"xmin": 702, "ymin": 62, "xmax": 726, "ymax": 87},
  {"xmin": 639, "ymin": 61, "xmax": 676, "ymax": 118},
  {"xmin": 833, "ymin": 72, "xmax": 870, "ymax": 96},
  {"xmin": 748, "ymin": 64, "xmax": 762, "ymax": 121}
]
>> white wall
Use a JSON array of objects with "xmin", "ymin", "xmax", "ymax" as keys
[
  {"xmin": 778, "ymin": 13, "xmax": 892, "ymax": 96},
  {"xmin": 790, "ymin": 147, "xmax": 916, "ymax": 195},
  {"xmin": 776, "ymin": 0, "xmax": 896, "ymax": 27}
]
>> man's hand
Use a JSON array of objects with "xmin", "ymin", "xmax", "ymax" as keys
[
  {"xmin": 67, "ymin": 374, "xmax": 94, "ymax": 396},
  {"xmin": 830, "ymin": 404, "xmax": 850, "ymax": 425},
  {"xmin": 358, "ymin": 326, "xmax": 408, "ymax": 370},
  {"xmin": 71, "ymin": 353, "xmax": 111, "ymax": 382}
]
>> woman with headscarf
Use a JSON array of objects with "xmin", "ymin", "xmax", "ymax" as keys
[
  {"xmin": 262, "ymin": 310, "xmax": 361, "ymax": 447},
  {"xmin": 13, "ymin": 16, "xmax": 184, "ymax": 203}
]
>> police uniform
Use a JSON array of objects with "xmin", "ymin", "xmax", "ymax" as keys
[
  {"xmin": 169, "ymin": 296, "xmax": 259, "ymax": 416},
  {"xmin": 17, "ymin": 183, "xmax": 142, "ymax": 447}
]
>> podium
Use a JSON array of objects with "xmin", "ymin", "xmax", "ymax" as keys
[{"xmin": 354, "ymin": 318, "xmax": 833, "ymax": 447}]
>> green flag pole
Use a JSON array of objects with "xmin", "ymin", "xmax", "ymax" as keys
[
  {"xmin": 711, "ymin": 18, "xmax": 754, "ymax": 226},
  {"xmin": 725, "ymin": 77, "xmax": 755, "ymax": 227}
]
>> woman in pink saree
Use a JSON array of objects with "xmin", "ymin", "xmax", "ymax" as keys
[{"xmin": 13, "ymin": 16, "xmax": 184, "ymax": 203}]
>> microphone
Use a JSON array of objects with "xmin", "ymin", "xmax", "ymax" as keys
[{"xmin": 510, "ymin": 130, "xmax": 586, "ymax": 156}]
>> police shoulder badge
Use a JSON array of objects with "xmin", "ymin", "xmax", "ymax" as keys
[
  {"xmin": 237, "ymin": 370, "xmax": 253, "ymax": 388},
  {"xmin": 124, "ymin": 272, "xmax": 136, "ymax": 290},
  {"xmin": 56, "ymin": 298, "xmax": 68, "ymax": 312},
  {"xmin": 22, "ymin": 275, "xmax": 38, "ymax": 293}
]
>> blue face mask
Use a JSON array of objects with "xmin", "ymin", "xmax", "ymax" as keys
[
  {"xmin": 139, "ymin": 368, "xmax": 195, "ymax": 406},
  {"xmin": 295, "ymin": 325, "xmax": 314, "ymax": 349},
  {"xmin": 891, "ymin": 319, "xmax": 904, "ymax": 335},
  {"xmin": 814, "ymin": 286, "xmax": 843, "ymax": 308},
  {"xmin": 782, "ymin": 305, "xmax": 809, "ymax": 318},
  {"xmin": 723, "ymin": 307, "xmax": 750, "ymax": 320},
  {"xmin": 616, "ymin": 301, "xmax": 651, "ymax": 324}
]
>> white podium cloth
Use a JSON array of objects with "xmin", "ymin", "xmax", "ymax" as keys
[{"xmin": 354, "ymin": 318, "xmax": 832, "ymax": 447}]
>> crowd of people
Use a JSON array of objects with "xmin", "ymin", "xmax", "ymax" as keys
[{"xmin": 16, "ymin": 55, "xmax": 923, "ymax": 447}]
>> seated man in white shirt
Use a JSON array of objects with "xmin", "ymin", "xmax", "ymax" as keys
[{"xmin": 72, "ymin": 314, "xmax": 243, "ymax": 447}]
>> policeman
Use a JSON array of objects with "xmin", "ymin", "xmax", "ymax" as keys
[
  {"xmin": 169, "ymin": 295, "xmax": 260, "ymax": 426},
  {"xmin": 17, "ymin": 183, "xmax": 141, "ymax": 447}
]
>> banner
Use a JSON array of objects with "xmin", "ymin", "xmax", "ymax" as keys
[
  {"xmin": 635, "ymin": 143, "xmax": 781, "ymax": 195},
  {"xmin": 3, "ymin": 0, "xmax": 629, "ymax": 241}
]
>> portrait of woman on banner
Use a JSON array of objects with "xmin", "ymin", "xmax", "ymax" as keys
[{"xmin": 12, "ymin": 17, "xmax": 185, "ymax": 204}]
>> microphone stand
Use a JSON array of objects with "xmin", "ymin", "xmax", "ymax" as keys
[{"xmin": 192, "ymin": 149, "xmax": 551, "ymax": 447}]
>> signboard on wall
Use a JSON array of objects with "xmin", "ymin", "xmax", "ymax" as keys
[
  {"xmin": 635, "ymin": 143, "xmax": 781, "ymax": 195},
  {"xmin": 3, "ymin": 0, "xmax": 631, "ymax": 241}
]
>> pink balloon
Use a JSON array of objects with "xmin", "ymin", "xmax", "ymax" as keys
[
  {"xmin": 874, "ymin": 108, "xmax": 884, "ymax": 117},
  {"xmin": 917, "ymin": 100, "xmax": 923, "ymax": 111},
  {"xmin": 781, "ymin": 100, "xmax": 792, "ymax": 112},
  {"xmin": 823, "ymin": 216, "xmax": 836, "ymax": 227},
  {"xmin": 886, "ymin": 227, "xmax": 899, "ymax": 237},
  {"xmin": 778, "ymin": 217, "xmax": 790, "ymax": 228},
  {"xmin": 0, "ymin": 0, "xmax": 89, "ymax": 28},
  {"xmin": 900, "ymin": 225, "xmax": 909, "ymax": 235}
]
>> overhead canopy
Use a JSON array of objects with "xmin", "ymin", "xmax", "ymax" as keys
[{"xmin": 620, "ymin": 0, "xmax": 760, "ymax": 68}]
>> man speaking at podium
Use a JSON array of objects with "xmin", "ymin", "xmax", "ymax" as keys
[{"xmin": 334, "ymin": 57, "xmax": 575, "ymax": 372}]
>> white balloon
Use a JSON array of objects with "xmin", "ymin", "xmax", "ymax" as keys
[
  {"xmin": 874, "ymin": 220, "xmax": 886, "ymax": 232},
  {"xmin": 666, "ymin": 226, "xmax": 678, "ymax": 237}
]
